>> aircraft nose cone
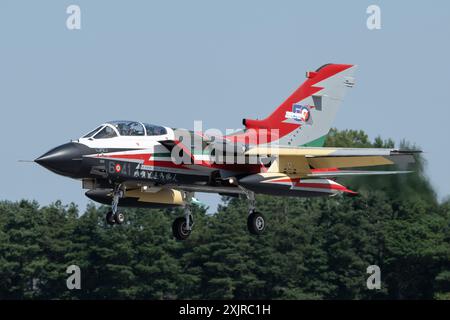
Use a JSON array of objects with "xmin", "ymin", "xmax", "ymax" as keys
[{"xmin": 35, "ymin": 142, "xmax": 90, "ymax": 178}]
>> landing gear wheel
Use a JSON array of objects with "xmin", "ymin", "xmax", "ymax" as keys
[
  {"xmin": 247, "ymin": 212, "xmax": 266, "ymax": 235},
  {"xmin": 172, "ymin": 217, "xmax": 191, "ymax": 241},
  {"xmin": 106, "ymin": 211, "xmax": 115, "ymax": 225},
  {"xmin": 114, "ymin": 211, "xmax": 125, "ymax": 225}
]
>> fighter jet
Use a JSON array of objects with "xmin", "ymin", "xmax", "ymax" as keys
[{"xmin": 35, "ymin": 63, "xmax": 418, "ymax": 240}]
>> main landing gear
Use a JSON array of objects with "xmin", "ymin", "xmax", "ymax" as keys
[
  {"xmin": 106, "ymin": 185, "xmax": 126, "ymax": 225},
  {"xmin": 171, "ymin": 188, "xmax": 266, "ymax": 240},
  {"xmin": 241, "ymin": 187, "xmax": 266, "ymax": 235},
  {"xmin": 247, "ymin": 211, "xmax": 266, "ymax": 235},
  {"xmin": 104, "ymin": 186, "xmax": 265, "ymax": 238},
  {"xmin": 172, "ymin": 192, "xmax": 194, "ymax": 241}
]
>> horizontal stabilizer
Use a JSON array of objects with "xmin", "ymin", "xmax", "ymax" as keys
[{"xmin": 308, "ymin": 156, "xmax": 393, "ymax": 169}]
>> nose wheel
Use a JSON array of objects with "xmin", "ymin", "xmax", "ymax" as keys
[{"xmin": 106, "ymin": 185, "xmax": 125, "ymax": 225}]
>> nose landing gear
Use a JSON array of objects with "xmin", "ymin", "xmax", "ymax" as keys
[{"xmin": 106, "ymin": 185, "xmax": 126, "ymax": 225}]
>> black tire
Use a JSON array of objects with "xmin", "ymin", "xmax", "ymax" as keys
[
  {"xmin": 247, "ymin": 212, "xmax": 266, "ymax": 235},
  {"xmin": 106, "ymin": 211, "xmax": 115, "ymax": 225},
  {"xmin": 172, "ymin": 217, "xmax": 191, "ymax": 240},
  {"xmin": 114, "ymin": 211, "xmax": 125, "ymax": 225}
]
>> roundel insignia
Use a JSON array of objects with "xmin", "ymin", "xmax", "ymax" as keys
[
  {"xmin": 115, "ymin": 164, "xmax": 122, "ymax": 173},
  {"xmin": 286, "ymin": 103, "xmax": 312, "ymax": 123},
  {"xmin": 300, "ymin": 106, "xmax": 310, "ymax": 122}
]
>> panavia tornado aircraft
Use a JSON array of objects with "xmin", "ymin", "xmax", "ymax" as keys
[{"xmin": 35, "ymin": 63, "xmax": 418, "ymax": 240}]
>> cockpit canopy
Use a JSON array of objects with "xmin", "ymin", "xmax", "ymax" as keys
[{"xmin": 82, "ymin": 121, "xmax": 167, "ymax": 139}]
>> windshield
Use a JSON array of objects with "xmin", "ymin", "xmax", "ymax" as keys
[
  {"xmin": 82, "ymin": 126, "xmax": 104, "ymax": 138},
  {"xmin": 93, "ymin": 126, "xmax": 117, "ymax": 139},
  {"xmin": 108, "ymin": 121, "xmax": 145, "ymax": 136}
]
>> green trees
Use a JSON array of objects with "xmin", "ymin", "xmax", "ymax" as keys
[
  {"xmin": 0, "ymin": 200, "xmax": 78, "ymax": 299},
  {"xmin": 0, "ymin": 128, "xmax": 449, "ymax": 299}
]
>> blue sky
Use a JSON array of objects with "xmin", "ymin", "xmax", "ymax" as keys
[{"xmin": 1, "ymin": 0, "xmax": 449, "ymax": 212}]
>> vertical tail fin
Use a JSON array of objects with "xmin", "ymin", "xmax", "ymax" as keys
[{"xmin": 242, "ymin": 63, "xmax": 357, "ymax": 146}]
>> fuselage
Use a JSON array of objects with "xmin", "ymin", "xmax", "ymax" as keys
[{"xmin": 35, "ymin": 120, "xmax": 350, "ymax": 204}]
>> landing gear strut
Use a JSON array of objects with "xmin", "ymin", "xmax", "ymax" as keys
[
  {"xmin": 240, "ymin": 187, "xmax": 266, "ymax": 235},
  {"xmin": 106, "ymin": 185, "xmax": 125, "ymax": 225},
  {"xmin": 172, "ymin": 192, "xmax": 194, "ymax": 240}
]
